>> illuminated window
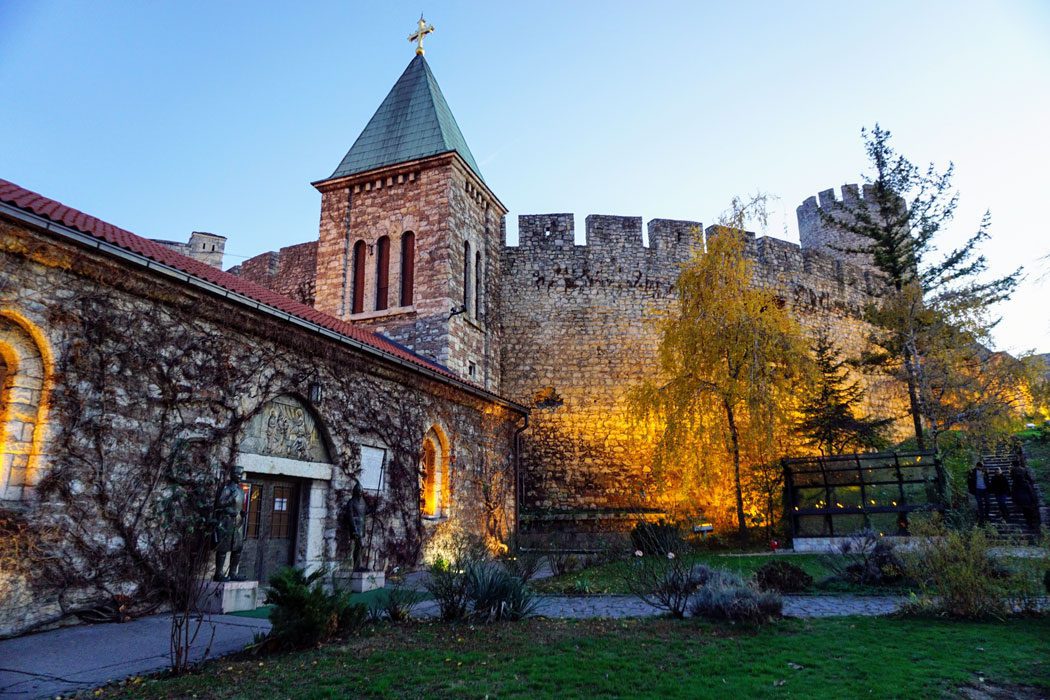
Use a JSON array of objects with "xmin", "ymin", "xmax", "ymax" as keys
[
  {"xmin": 400, "ymin": 232, "xmax": 415, "ymax": 306},
  {"xmin": 420, "ymin": 427, "xmax": 450, "ymax": 518},
  {"xmin": 351, "ymin": 240, "xmax": 366, "ymax": 314},
  {"xmin": 0, "ymin": 313, "xmax": 50, "ymax": 500},
  {"xmin": 375, "ymin": 236, "xmax": 390, "ymax": 311},
  {"xmin": 421, "ymin": 438, "xmax": 437, "ymax": 517}
]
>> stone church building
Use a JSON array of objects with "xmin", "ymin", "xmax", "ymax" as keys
[{"xmin": 1, "ymin": 49, "xmax": 889, "ymax": 635}]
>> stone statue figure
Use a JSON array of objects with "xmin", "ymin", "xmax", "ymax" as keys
[
  {"xmin": 341, "ymin": 481, "xmax": 368, "ymax": 571},
  {"xmin": 213, "ymin": 464, "xmax": 247, "ymax": 582}
]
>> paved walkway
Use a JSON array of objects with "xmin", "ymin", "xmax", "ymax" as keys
[
  {"xmin": 410, "ymin": 594, "xmax": 906, "ymax": 620},
  {"xmin": 0, "ymin": 613, "xmax": 271, "ymax": 698}
]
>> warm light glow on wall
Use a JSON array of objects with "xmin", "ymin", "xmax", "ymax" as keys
[{"xmin": 0, "ymin": 310, "xmax": 53, "ymax": 494}]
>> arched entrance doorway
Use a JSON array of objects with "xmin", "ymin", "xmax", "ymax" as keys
[{"xmin": 235, "ymin": 394, "xmax": 333, "ymax": 583}]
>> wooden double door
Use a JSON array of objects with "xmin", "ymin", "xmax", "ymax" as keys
[{"xmin": 240, "ymin": 475, "xmax": 301, "ymax": 585}]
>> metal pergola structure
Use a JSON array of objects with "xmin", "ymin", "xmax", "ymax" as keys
[{"xmin": 783, "ymin": 450, "xmax": 946, "ymax": 538}]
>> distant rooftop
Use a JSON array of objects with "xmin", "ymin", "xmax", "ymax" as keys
[{"xmin": 322, "ymin": 54, "xmax": 484, "ymax": 184}]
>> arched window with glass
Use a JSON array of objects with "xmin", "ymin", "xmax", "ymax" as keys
[
  {"xmin": 400, "ymin": 231, "xmax": 415, "ymax": 306},
  {"xmin": 350, "ymin": 240, "xmax": 366, "ymax": 314},
  {"xmin": 375, "ymin": 236, "xmax": 390, "ymax": 311},
  {"xmin": 462, "ymin": 241, "xmax": 472, "ymax": 315}
]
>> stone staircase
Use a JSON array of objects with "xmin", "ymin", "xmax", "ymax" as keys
[{"xmin": 979, "ymin": 450, "xmax": 1046, "ymax": 544}]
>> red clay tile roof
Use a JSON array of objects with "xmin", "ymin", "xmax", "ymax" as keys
[{"xmin": 0, "ymin": 178, "xmax": 459, "ymax": 382}]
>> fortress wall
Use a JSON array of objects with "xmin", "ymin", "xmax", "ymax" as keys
[
  {"xmin": 230, "ymin": 240, "xmax": 318, "ymax": 307},
  {"xmin": 501, "ymin": 204, "xmax": 908, "ymax": 516}
]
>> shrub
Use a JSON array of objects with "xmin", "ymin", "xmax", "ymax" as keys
[
  {"xmin": 425, "ymin": 557, "xmax": 472, "ymax": 622},
  {"xmin": 755, "ymin": 561, "xmax": 813, "ymax": 593},
  {"xmin": 370, "ymin": 574, "xmax": 415, "ymax": 623},
  {"xmin": 264, "ymin": 567, "xmax": 365, "ymax": 650},
  {"xmin": 467, "ymin": 562, "xmax": 538, "ymax": 622},
  {"xmin": 825, "ymin": 529, "xmax": 906, "ymax": 586},
  {"xmin": 899, "ymin": 517, "xmax": 1041, "ymax": 619},
  {"xmin": 688, "ymin": 570, "xmax": 782, "ymax": 623},
  {"xmin": 630, "ymin": 520, "xmax": 683, "ymax": 556},
  {"xmin": 499, "ymin": 547, "xmax": 544, "ymax": 583},
  {"xmin": 547, "ymin": 552, "xmax": 580, "ymax": 576},
  {"xmin": 622, "ymin": 553, "xmax": 709, "ymax": 619}
]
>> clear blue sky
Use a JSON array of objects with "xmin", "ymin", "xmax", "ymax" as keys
[{"xmin": 2, "ymin": 1, "xmax": 1048, "ymax": 353}]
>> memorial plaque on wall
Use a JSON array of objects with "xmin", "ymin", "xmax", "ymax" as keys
[{"xmin": 359, "ymin": 445, "xmax": 386, "ymax": 492}]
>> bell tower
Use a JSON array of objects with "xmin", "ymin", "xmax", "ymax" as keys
[{"xmin": 312, "ymin": 25, "xmax": 507, "ymax": 391}]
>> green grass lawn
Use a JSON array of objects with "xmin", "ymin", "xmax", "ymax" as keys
[
  {"xmin": 532, "ymin": 552, "xmax": 899, "ymax": 596},
  {"xmin": 103, "ymin": 616, "xmax": 1049, "ymax": 699}
]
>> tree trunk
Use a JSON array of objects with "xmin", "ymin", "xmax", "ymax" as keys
[
  {"xmin": 902, "ymin": 339, "xmax": 926, "ymax": 450},
  {"xmin": 723, "ymin": 398, "xmax": 747, "ymax": 535}
]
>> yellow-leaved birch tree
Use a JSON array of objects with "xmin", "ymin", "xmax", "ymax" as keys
[{"xmin": 631, "ymin": 196, "xmax": 812, "ymax": 535}]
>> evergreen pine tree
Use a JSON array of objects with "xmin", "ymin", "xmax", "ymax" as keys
[{"xmin": 797, "ymin": 331, "xmax": 891, "ymax": 455}]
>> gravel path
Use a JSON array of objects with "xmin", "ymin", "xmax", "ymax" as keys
[{"xmin": 411, "ymin": 594, "xmax": 906, "ymax": 619}]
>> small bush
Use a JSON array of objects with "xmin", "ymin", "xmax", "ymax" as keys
[
  {"xmin": 826, "ymin": 530, "xmax": 906, "ymax": 586},
  {"xmin": 899, "ymin": 517, "xmax": 1040, "ymax": 619},
  {"xmin": 755, "ymin": 561, "xmax": 813, "ymax": 593},
  {"xmin": 264, "ymin": 567, "xmax": 363, "ymax": 650},
  {"xmin": 425, "ymin": 557, "xmax": 472, "ymax": 622},
  {"xmin": 499, "ymin": 547, "xmax": 544, "ymax": 583},
  {"xmin": 467, "ymin": 562, "xmax": 538, "ymax": 621},
  {"xmin": 371, "ymin": 575, "xmax": 415, "ymax": 623},
  {"xmin": 630, "ymin": 520, "xmax": 683, "ymax": 556},
  {"xmin": 547, "ymin": 552, "xmax": 580, "ymax": 576},
  {"xmin": 688, "ymin": 569, "xmax": 782, "ymax": 623},
  {"xmin": 622, "ymin": 553, "xmax": 709, "ymax": 619}
]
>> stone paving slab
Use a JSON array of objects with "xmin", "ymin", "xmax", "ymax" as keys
[{"xmin": 0, "ymin": 613, "xmax": 271, "ymax": 699}]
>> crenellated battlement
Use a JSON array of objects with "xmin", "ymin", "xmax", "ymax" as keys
[
  {"xmin": 510, "ymin": 211, "xmax": 701, "ymax": 264},
  {"xmin": 505, "ymin": 209, "xmax": 879, "ymax": 298},
  {"xmin": 797, "ymin": 183, "xmax": 888, "ymax": 269}
]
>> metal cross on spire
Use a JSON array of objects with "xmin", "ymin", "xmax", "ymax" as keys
[{"xmin": 408, "ymin": 15, "xmax": 435, "ymax": 56}]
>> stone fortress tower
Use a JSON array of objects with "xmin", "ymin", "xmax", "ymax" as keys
[{"xmin": 230, "ymin": 42, "xmax": 904, "ymax": 529}]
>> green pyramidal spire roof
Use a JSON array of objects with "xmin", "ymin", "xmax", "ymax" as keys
[{"xmin": 325, "ymin": 55, "xmax": 484, "ymax": 183}]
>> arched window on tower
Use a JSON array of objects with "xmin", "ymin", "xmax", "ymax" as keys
[
  {"xmin": 351, "ymin": 240, "xmax": 366, "ymax": 314},
  {"xmin": 474, "ymin": 250, "xmax": 482, "ymax": 320},
  {"xmin": 462, "ymin": 241, "xmax": 472, "ymax": 315},
  {"xmin": 375, "ymin": 236, "xmax": 390, "ymax": 311},
  {"xmin": 400, "ymin": 231, "xmax": 415, "ymax": 306}
]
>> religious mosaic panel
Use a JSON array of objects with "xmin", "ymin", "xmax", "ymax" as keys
[{"xmin": 238, "ymin": 395, "xmax": 331, "ymax": 463}]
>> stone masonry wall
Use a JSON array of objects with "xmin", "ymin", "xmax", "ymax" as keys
[
  {"xmin": 500, "ymin": 191, "xmax": 907, "ymax": 516},
  {"xmin": 0, "ymin": 219, "xmax": 520, "ymax": 637},
  {"xmin": 230, "ymin": 240, "xmax": 318, "ymax": 306},
  {"xmin": 313, "ymin": 156, "xmax": 504, "ymax": 392}
]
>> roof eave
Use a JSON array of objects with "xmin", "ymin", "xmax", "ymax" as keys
[
  {"xmin": 311, "ymin": 151, "xmax": 507, "ymax": 214},
  {"xmin": 0, "ymin": 199, "xmax": 526, "ymax": 415}
]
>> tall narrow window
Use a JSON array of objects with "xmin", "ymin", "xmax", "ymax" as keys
[
  {"xmin": 463, "ymin": 241, "xmax": 472, "ymax": 314},
  {"xmin": 375, "ymin": 236, "xmax": 390, "ymax": 311},
  {"xmin": 421, "ymin": 438, "xmax": 437, "ymax": 517},
  {"xmin": 474, "ymin": 251, "xmax": 482, "ymax": 320},
  {"xmin": 400, "ymin": 231, "xmax": 415, "ymax": 306},
  {"xmin": 351, "ymin": 240, "xmax": 366, "ymax": 314}
]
